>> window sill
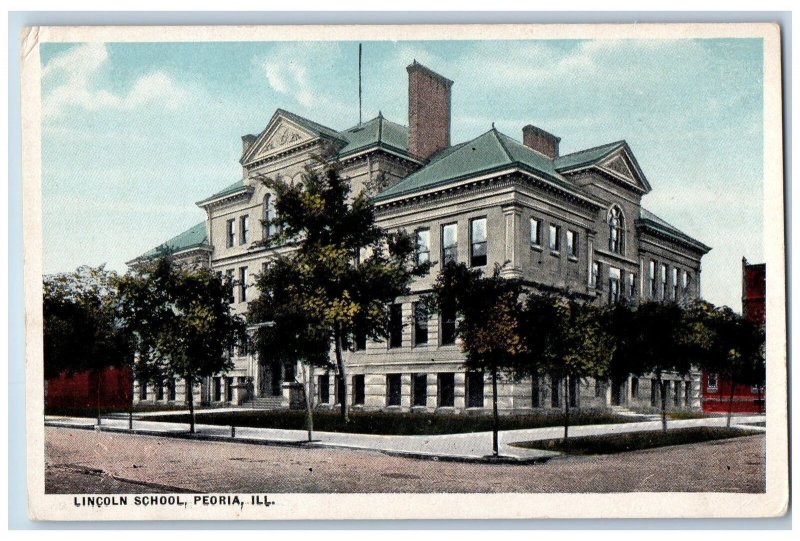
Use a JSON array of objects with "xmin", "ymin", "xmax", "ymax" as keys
[
  {"xmin": 550, "ymin": 250, "xmax": 561, "ymax": 257},
  {"xmin": 568, "ymin": 256, "xmax": 579, "ymax": 262},
  {"xmin": 530, "ymin": 244, "xmax": 543, "ymax": 252}
]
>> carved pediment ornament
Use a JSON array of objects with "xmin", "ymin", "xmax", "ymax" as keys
[{"xmin": 602, "ymin": 153, "xmax": 635, "ymax": 181}]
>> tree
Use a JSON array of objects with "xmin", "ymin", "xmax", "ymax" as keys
[
  {"xmin": 426, "ymin": 262, "xmax": 527, "ymax": 457},
  {"xmin": 521, "ymin": 293, "xmax": 615, "ymax": 449},
  {"xmin": 624, "ymin": 301, "xmax": 694, "ymax": 432},
  {"xmin": 115, "ymin": 256, "xmax": 246, "ymax": 433},
  {"xmin": 253, "ymin": 162, "xmax": 428, "ymax": 421},
  {"xmin": 685, "ymin": 301, "xmax": 766, "ymax": 427},
  {"xmin": 43, "ymin": 265, "xmax": 135, "ymax": 421},
  {"xmin": 248, "ymin": 256, "xmax": 332, "ymax": 441}
]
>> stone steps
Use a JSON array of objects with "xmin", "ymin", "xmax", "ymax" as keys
[{"xmin": 241, "ymin": 396, "xmax": 289, "ymax": 409}]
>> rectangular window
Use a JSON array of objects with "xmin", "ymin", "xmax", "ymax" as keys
[
  {"xmin": 532, "ymin": 377, "xmax": 541, "ymax": 407},
  {"xmin": 225, "ymin": 269, "xmax": 235, "ymax": 303},
  {"xmin": 413, "ymin": 302, "xmax": 428, "ymax": 346},
  {"xmin": 608, "ymin": 267, "xmax": 621, "ymax": 305},
  {"xmin": 318, "ymin": 375, "xmax": 330, "ymax": 403},
  {"xmin": 240, "ymin": 215, "xmax": 249, "ymax": 245},
  {"xmin": 239, "ymin": 267, "xmax": 248, "ymax": 303},
  {"xmin": 707, "ymin": 373, "xmax": 718, "ymax": 392},
  {"xmin": 649, "ymin": 260, "xmax": 656, "ymax": 298},
  {"xmin": 415, "ymin": 229, "xmax": 430, "ymax": 266},
  {"xmin": 441, "ymin": 301, "xmax": 456, "ymax": 345},
  {"xmin": 549, "ymin": 224, "xmax": 561, "ymax": 252},
  {"xmin": 685, "ymin": 381, "xmax": 691, "ymax": 405},
  {"xmin": 591, "ymin": 261, "xmax": 600, "ymax": 288},
  {"xmin": 213, "ymin": 377, "xmax": 222, "ymax": 402},
  {"xmin": 627, "ymin": 272, "xmax": 636, "ymax": 298},
  {"xmin": 551, "ymin": 378, "xmax": 561, "ymax": 407},
  {"xmin": 168, "ymin": 379, "xmax": 176, "ymax": 401},
  {"xmin": 631, "ymin": 377, "xmax": 639, "ymax": 399},
  {"xmin": 683, "ymin": 270, "xmax": 691, "ymax": 296},
  {"xmin": 595, "ymin": 379, "xmax": 605, "ymax": 398},
  {"xmin": 389, "ymin": 303, "xmax": 403, "ymax": 348},
  {"xmin": 466, "ymin": 372, "xmax": 484, "ymax": 408},
  {"xmin": 156, "ymin": 381, "xmax": 164, "ymax": 401},
  {"xmin": 352, "ymin": 375, "xmax": 365, "ymax": 405},
  {"xmin": 674, "ymin": 381, "xmax": 681, "ymax": 406},
  {"xmin": 226, "ymin": 219, "xmax": 235, "ymax": 248},
  {"xmin": 470, "ymin": 217, "xmax": 488, "ymax": 267},
  {"xmin": 672, "ymin": 267, "xmax": 679, "ymax": 300},
  {"xmin": 226, "ymin": 377, "xmax": 234, "ymax": 402},
  {"xmin": 386, "ymin": 374, "xmax": 402, "ymax": 406},
  {"xmin": 651, "ymin": 378, "xmax": 658, "ymax": 407},
  {"xmin": 441, "ymin": 223, "xmax": 458, "ymax": 264},
  {"xmin": 530, "ymin": 218, "xmax": 542, "ymax": 247},
  {"xmin": 567, "ymin": 230, "xmax": 578, "ymax": 258},
  {"xmin": 139, "ymin": 382, "xmax": 147, "ymax": 400},
  {"xmin": 568, "ymin": 377, "xmax": 578, "ymax": 407},
  {"xmin": 412, "ymin": 373, "xmax": 427, "ymax": 407},
  {"xmin": 354, "ymin": 326, "xmax": 367, "ymax": 351},
  {"xmin": 660, "ymin": 264, "xmax": 668, "ymax": 300},
  {"xmin": 438, "ymin": 373, "xmax": 455, "ymax": 407}
]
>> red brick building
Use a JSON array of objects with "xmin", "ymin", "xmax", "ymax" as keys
[
  {"xmin": 701, "ymin": 258, "xmax": 765, "ymax": 413},
  {"xmin": 45, "ymin": 367, "xmax": 133, "ymax": 412}
]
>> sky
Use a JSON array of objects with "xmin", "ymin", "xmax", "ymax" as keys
[{"xmin": 40, "ymin": 38, "xmax": 764, "ymax": 310}]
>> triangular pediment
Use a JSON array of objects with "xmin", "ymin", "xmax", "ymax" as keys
[
  {"xmin": 242, "ymin": 115, "xmax": 317, "ymax": 165},
  {"xmin": 597, "ymin": 147, "xmax": 652, "ymax": 194}
]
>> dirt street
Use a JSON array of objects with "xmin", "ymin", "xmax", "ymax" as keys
[{"xmin": 45, "ymin": 427, "xmax": 765, "ymax": 494}]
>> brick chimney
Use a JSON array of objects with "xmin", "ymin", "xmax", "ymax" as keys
[
  {"xmin": 522, "ymin": 125, "xmax": 561, "ymax": 159},
  {"xmin": 407, "ymin": 61, "xmax": 453, "ymax": 161}
]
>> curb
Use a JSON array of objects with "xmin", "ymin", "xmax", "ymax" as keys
[{"xmin": 45, "ymin": 422, "xmax": 555, "ymax": 465}]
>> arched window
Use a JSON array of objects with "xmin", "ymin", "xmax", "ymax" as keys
[
  {"xmin": 607, "ymin": 206, "xmax": 624, "ymax": 254},
  {"xmin": 263, "ymin": 194, "xmax": 277, "ymax": 240}
]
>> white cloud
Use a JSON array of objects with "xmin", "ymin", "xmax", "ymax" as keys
[{"xmin": 42, "ymin": 43, "xmax": 188, "ymax": 119}]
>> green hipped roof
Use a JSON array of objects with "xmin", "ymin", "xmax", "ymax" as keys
[
  {"xmin": 638, "ymin": 208, "xmax": 711, "ymax": 253},
  {"xmin": 196, "ymin": 180, "xmax": 246, "ymax": 205},
  {"xmin": 373, "ymin": 128, "xmax": 578, "ymax": 202},
  {"xmin": 553, "ymin": 141, "xmax": 625, "ymax": 171},
  {"xmin": 134, "ymin": 221, "xmax": 209, "ymax": 261},
  {"xmin": 337, "ymin": 114, "xmax": 410, "ymax": 158}
]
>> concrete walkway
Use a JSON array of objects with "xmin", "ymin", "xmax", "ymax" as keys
[{"xmin": 44, "ymin": 414, "xmax": 766, "ymax": 463}]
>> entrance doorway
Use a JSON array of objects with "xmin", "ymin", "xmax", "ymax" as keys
[{"xmin": 611, "ymin": 379, "xmax": 625, "ymax": 406}]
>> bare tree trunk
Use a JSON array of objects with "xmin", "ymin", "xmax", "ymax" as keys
[
  {"xmin": 659, "ymin": 375, "xmax": 667, "ymax": 433},
  {"xmin": 563, "ymin": 375, "xmax": 570, "ymax": 451},
  {"xmin": 187, "ymin": 377, "xmax": 196, "ymax": 434},
  {"xmin": 128, "ymin": 371, "xmax": 134, "ymax": 430},
  {"xmin": 491, "ymin": 364, "xmax": 499, "ymax": 457},
  {"xmin": 301, "ymin": 362, "xmax": 314, "ymax": 442},
  {"xmin": 95, "ymin": 370, "xmax": 101, "ymax": 426},
  {"xmin": 334, "ymin": 327, "xmax": 349, "ymax": 423},
  {"xmin": 726, "ymin": 380, "xmax": 737, "ymax": 428}
]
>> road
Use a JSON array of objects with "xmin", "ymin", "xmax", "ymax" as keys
[{"xmin": 45, "ymin": 427, "xmax": 766, "ymax": 494}]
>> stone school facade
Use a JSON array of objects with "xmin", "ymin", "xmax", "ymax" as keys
[{"xmin": 129, "ymin": 62, "xmax": 711, "ymax": 414}]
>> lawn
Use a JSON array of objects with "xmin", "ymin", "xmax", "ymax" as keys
[
  {"xmin": 509, "ymin": 426, "xmax": 760, "ymax": 455},
  {"xmin": 141, "ymin": 409, "xmax": 630, "ymax": 436}
]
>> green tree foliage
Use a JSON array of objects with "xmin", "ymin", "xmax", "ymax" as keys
[
  {"xmin": 115, "ymin": 256, "xmax": 246, "ymax": 433},
  {"xmin": 426, "ymin": 262, "xmax": 527, "ymax": 456},
  {"xmin": 43, "ymin": 265, "xmax": 134, "ymax": 396},
  {"xmin": 520, "ymin": 293, "xmax": 615, "ymax": 447},
  {"xmin": 252, "ymin": 162, "xmax": 428, "ymax": 421},
  {"xmin": 685, "ymin": 301, "xmax": 765, "ymax": 426}
]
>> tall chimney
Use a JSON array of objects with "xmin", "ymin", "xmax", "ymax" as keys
[
  {"xmin": 522, "ymin": 125, "xmax": 561, "ymax": 159},
  {"xmin": 407, "ymin": 61, "xmax": 453, "ymax": 161}
]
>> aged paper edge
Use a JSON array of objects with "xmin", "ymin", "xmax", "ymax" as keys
[{"xmin": 21, "ymin": 22, "xmax": 787, "ymax": 521}]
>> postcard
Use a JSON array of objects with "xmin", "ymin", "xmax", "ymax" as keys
[{"xmin": 22, "ymin": 22, "xmax": 787, "ymax": 520}]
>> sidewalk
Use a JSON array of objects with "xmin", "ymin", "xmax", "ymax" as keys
[{"xmin": 45, "ymin": 414, "xmax": 766, "ymax": 464}]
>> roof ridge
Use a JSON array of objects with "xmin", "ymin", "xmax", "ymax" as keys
[
  {"xmin": 491, "ymin": 126, "xmax": 515, "ymax": 163},
  {"xmin": 558, "ymin": 139, "xmax": 626, "ymax": 160}
]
